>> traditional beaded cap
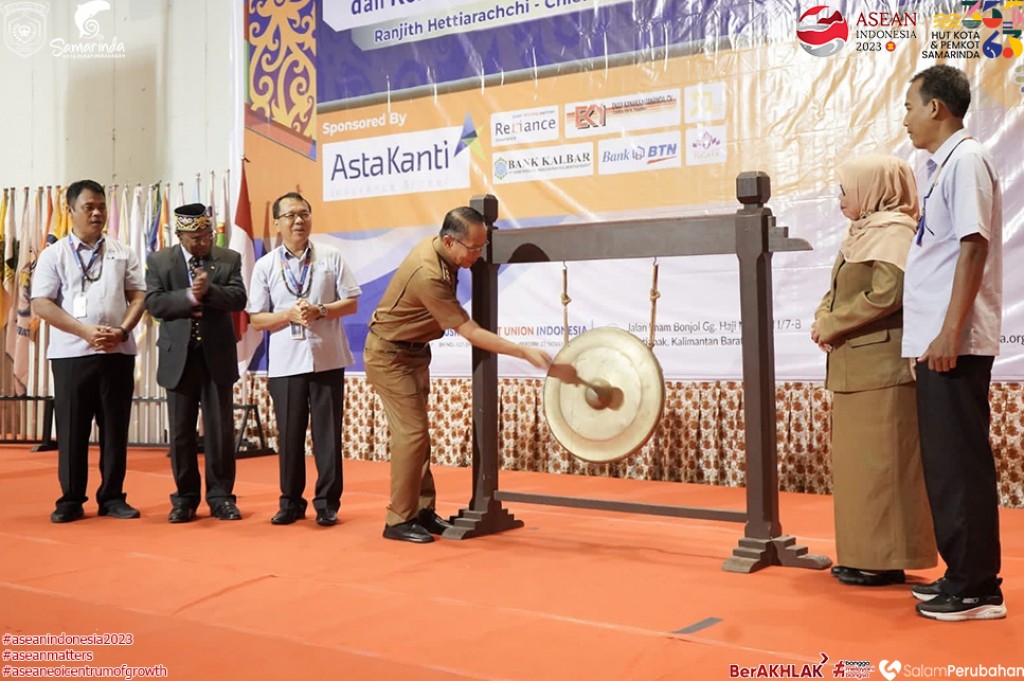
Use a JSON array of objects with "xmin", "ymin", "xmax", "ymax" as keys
[{"xmin": 174, "ymin": 203, "xmax": 211, "ymax": 232}]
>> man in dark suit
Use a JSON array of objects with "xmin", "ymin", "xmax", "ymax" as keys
[{"xmin": 145, "ymin": 203, "xmax": 247, "ymax": 523}]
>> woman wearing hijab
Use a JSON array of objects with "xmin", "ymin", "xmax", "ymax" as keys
[{"xmin": 812, "ymin": 154, "xmax": 938, "ymax": 587}]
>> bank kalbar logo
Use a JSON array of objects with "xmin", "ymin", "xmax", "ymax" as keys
[
  {"xmin": 730, "ymin": 652, "xmax": 829, "ymax": 678},
  {"xmin": 832, "ymin": 659, "xmax": 876, "ymax": 679}
]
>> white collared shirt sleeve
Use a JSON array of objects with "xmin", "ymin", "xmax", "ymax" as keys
[{"xmin": 247, "ymin": 255, "xmax": 273, "ymax": 315}]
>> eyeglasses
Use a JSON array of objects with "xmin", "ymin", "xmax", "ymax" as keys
[
  {"xmin": 180, "ymin": 230, "xmax": 214, "ymax": 243},
  {"xmin": 455, "ymin": 238, "xmax": 488, "ymax": 254},
  {"xmin": 277, "ymin": 211, "xmax": 311, "ymax": 222}
]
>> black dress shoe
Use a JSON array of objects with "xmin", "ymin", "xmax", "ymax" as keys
[
  {"xmin": 316, "ymin": 509, "xmax": 338, "ymax": 527},
  {"xmin": 50, "ymin": 506, "xmax": 84, "ymax": 523},
  {"xmin": 211, "ymin": 501, "xmax": 242, "ymax": 520},
  {"xmin": 168, "ymin": 506, "xmax": 197, "ymax": 524},
  {"xmin": 99, "ymin": 500, "xmax": 140, "ymax": 519},
  {"xmin": 271, "ymin": 508, "xmax": 305, "ymax": 525},
  {"xmin": 417, "ymin": 509, "xmax": 453, "ymax": 535},
  {"xmin": 830, "ymin": 565, "xmax": 858, "ymax": 579},
  {"xmin": 837, "ymin": 569, "xmax": 906, "ymax": 587},
  {"xmin": 382, "ymin": 520, "xmax": 434, "ymax": 543}
]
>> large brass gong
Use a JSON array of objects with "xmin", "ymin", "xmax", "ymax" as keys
[{"xmin": 544, "ymin": 326, "xmax": 665, "ymax": 464}]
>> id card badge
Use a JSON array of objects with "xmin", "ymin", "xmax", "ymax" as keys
[
  {"xmin": 290, "ymin": 323, "xmax": 306, "ymax": 340},
  {"xmin": 72, "ymin": 293, "xmax": 88, "ymax": 318}
]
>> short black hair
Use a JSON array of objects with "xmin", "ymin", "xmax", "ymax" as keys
[
  {"xmin": 910, "ymin": 65, "xmax": 971, "ymax": 119},
  {"xmin": 272, "ymin": 192, "xmax": 311, "ymax": 219},
  {"xmin": 439, "ymin": 206, "xmax": 485, "ymax": 238},
  {"xmin": 66, "ymin": 180, "xmax": 105, "ymax": 208}
]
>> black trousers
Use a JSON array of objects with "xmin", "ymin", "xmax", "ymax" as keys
[
  {"xmin": 166, "ymin": 348, "xmax": 236, "ymax": 509},
  {"xmin": 51, "ymin": 354, "xmax": 135, "ymax": 510},
  {"xmin": 268, "ymin": 368, "xmax": 345, "ymax": 512},
  {"xmin": 916, "ymin": 355, "xmax": 1001, "ymax": 595}
]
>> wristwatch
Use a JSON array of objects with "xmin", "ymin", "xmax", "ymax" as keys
[
  {"xmin": 117, "ymin": 326, "xmax": 129, "ymax": 342},
  {"xmin": 317, "ymin": 304, "xmax": 328, "ymax": 319}
]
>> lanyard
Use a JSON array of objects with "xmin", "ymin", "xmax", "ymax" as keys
[
  {"xmin": 916, "ymin": 135, "xmax": 972, "ymax": 246},
  {"xmin": 68, "ymin": 236, "xmax": 105, "ymax": 291},
  {"xmin": 279, "ymin": 245, "xmax": 312, "ymax": 298}
]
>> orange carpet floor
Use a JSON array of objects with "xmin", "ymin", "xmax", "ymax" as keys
[{"xmin": 2, "ymin": 444, "xmax": 1022, "ymax": 680}]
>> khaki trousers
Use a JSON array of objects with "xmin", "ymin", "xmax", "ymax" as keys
[{"xmin": 363, "ymin": 333, "xmax": 437, "ymax": 526}]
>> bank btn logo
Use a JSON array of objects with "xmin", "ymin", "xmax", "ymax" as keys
[{"xmin": 797, "ymin": 5, "xmax": 849, "ymax": 56}]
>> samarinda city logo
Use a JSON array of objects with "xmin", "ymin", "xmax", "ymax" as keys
[{"xmin": 49, "ymin": 0, "xmax": 126, "ymax": 59}]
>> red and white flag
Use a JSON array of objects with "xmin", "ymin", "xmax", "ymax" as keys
[{"xmin": 228, "ymin": 161, "xmax": 261, "ymax": 377}]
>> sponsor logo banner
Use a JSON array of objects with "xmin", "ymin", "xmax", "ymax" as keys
[
  {"xmin": 564, "ymin": 89, "xmax": 681, "ymax": 138},
  {"xmin": 322, "ymin": 126, "xmax": 470, "ymax": 200},
  {"xmin": 492, "ymin": 142, "xmax": 593, "ymax": 184},
  {"xmin": 685, "ymin": 125, "xmax": 726, "ymax": 166},
  {"xmin": 597, "ymin": 131, "xmax": 681, "ymax": 176},
  {"xmin": 491, "ymin": 105, "xmax": 560, "ymax": 147}
]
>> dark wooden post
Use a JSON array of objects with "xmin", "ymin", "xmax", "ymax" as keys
[
  {"xmin": 724, "ymin": 172, "xmax": 829, "ymax": 572},
  {"xmin": 443, "ymin": 194, "xmax": 523, "ymax": 538}
]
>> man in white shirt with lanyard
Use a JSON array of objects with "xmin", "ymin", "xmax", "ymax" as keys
[
  {"xmin": 249, "ymin": 192, "xmax": 362, "ymax": 526},
  {"xmin": 31, "ymin": 180, "xmax": 146, "ymax": 523},
  {"xmin": 901, "ymin": 64, "xmax": 1005, "ymax": 621}
]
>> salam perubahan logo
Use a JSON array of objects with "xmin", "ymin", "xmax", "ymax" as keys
[{"xmin": 797, "ymin": 5, "xmax": 849, "ymax": 57}]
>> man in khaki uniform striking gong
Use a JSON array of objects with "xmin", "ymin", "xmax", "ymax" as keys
[{"xmin": 365, "ymin": 206, "xmax": 552, "ymax": 544}]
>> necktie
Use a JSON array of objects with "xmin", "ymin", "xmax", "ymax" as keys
[{"xmin": 189, "ymin": 256, "xmax": 202, "ymax": 343}]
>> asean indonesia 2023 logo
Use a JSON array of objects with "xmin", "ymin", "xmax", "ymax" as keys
[{"xmin": 797, "ymin": 5, "xmax": 850, "ymax": 56}]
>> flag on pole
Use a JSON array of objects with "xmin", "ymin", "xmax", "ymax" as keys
[
  {"xmin": 2, "ymin": 187, "xmax": 16, "ymax": 324},
  {"xmin": 215, "ymin": 171, "xmax": 229, "ymax": 248},
  {"xmin": 158, "ymin": 184, "xmax": 169, "ymax": 249},
  {"xmin": 228, "ymin": 161, "xmax": 261, "ymax": 377},
  {"xmin": 6, "ymin": 188, "xmax": 43, "ymax": 393},
  {"xmin": 107, "ymin": 183, "xmax": 119, "ymax": 240},
  {"xmin": 146, "ymin": 183, "xmax": 161, "ymax": 254},
  {"xmin": 47, "ymin": 185, "xmax": 68, "ymax": 245},
  {"xmin": 0, "ymin": 188, "xmax": 9, "ymax": 321},
  {"xmin": 211, "ymin": 171, "xmax": 226, "ymax": 248},
  {"xmin": 41, "ymin": 187, "xmax": 54, "ymax": 250}
]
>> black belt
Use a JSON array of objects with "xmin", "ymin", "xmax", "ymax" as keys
[{"xmin": 372, "ymin": 332, "xmax": 429, "ymax": 351}]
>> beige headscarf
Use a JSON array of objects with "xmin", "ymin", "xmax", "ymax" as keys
[{"xmin": 838, "ymin": 154, "xmax": 919, "ymax": 271}]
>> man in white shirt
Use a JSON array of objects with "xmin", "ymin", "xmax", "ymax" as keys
[
  {"xmin": 901, "ymin": 64, "xmax": 1004, "ymax": 621},
  {"xmin": 249, "ymin": 192, "xmax": 361, "ymax": 527},
  {"xmin": 31, "ymin": 180, "xmax": 146, "ymax": 523}
]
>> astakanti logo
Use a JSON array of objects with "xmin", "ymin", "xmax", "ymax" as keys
[{"xmin": 797, "ymin": 5, "xmax": 849, "ymax": 56}]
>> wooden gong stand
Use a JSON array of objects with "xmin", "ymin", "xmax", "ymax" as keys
[{"xmin": 443, "ymin": 171, "xmax": 829, "ymax": 573}]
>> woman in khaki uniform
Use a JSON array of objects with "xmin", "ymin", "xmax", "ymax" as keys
[{"xmin": 811, "ymin": 155, "xmax": 937, "ymax": 586}]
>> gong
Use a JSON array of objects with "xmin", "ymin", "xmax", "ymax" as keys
[{"xmin": 544, "ymin": 326, "xmax": 665, "ymax": 464}]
